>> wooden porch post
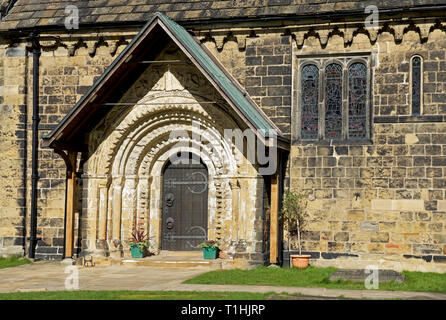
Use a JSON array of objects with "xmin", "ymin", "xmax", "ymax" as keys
[
  {"xmin": 65, "ymin": 151, "xmax": 78, "ymax": 259},
  {"xmin": 270, "ymin": 169, "xmax": 279, "ymax": 264}
]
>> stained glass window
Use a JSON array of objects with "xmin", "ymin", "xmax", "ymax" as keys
[
  {"xmin": 348, "ymin": 62, "xmax": 367, "ymax": 139},
  {"xmin": 301, "ymin": 64, "xmax": 319, "ymax": 139},
  {"xmin": 325, "ymin": 63, "xmax": 343, "ymax": 139},
  {"xmin": 412, "ymin": 56, "xmax": 422, "ymax": 116}
]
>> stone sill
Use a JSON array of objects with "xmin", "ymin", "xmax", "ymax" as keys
[
  {"xmin": 292, "ymin": 139, "xmax": 373, "ymax": 146},
  {"xmin": 374, "ymin": 115, "xmax": 446, "ymax": 123}
]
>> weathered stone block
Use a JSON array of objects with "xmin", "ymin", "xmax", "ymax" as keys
[
  {"xmin": 433, "ymin": 234, "xmax": 446, "ymax": 244},
  {"xmin": 347, "ymin": 210, "xmax": 365, "ymax": 221},
  {"xmin": 350, "ymin": 232, "xmax": 369, "ymax": 243},
  {"xmin": 327, "ymin": 242, "xmax": 344, "ymax": 252},
  {"xmin": 416, "ymin": 212, "xmax": 431, "ymax": 221},
  {"xmin": 368, "ymin": 243, "xmax": 385, "ymax": 254},
  {"xmin": 360, "ymin": 221, "xmax": 379, "ymax": 232},
  {"xmin": 334, "ymin": 232, "xmax": 349, "ymax": 242},
  {"xmin": 370, "ymin": 232, "xmax": 389, "ymax": 243},
  {"xmin": 396, "ymin": 222, "xmax": 414, "ymax": 233},
  {"xmin": 379, "ymin": 222, "xmax": 396, "ymax": 232}
]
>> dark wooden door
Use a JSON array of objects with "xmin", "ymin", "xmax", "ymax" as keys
[{"xmin": 162, "ymin": 158, "xmax": 208, "ymax": 251}]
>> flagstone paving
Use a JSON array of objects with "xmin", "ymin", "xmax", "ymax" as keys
[
  {"xmin": 0, "ymin": 261, "xmax": 208, "ymax": 293},
  {"xmin": 1, "ymin": 261, "xmax": 446, "ymax": 300}
]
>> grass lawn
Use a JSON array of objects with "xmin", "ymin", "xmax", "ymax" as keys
[
  {"xmin": 0, "ymin": 290, "xmax": 275, "ymax": 300},
  {"xmin": 0, "ymin": 255, "xmax": 31, "ymax": 270},
  {"xmin": 184, "ymin": 266, "xmax": 446, "ymax": 293}
]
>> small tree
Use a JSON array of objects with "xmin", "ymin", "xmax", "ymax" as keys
[{"xmin": 281, "ymin": 190, "xmax": 308, "ymax": 257}]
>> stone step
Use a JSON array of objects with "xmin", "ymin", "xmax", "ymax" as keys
[
  {"xmin": 121, "ymin": 258, "xmax": 218, "ymax": 268},
  {"xmin": 158, "ymin": 251, "xmax": 203, "ymax": 257},
  {"xmin": 121, "ymin": 251, "xmax": 222, "ymax": 268},
  {"xmin": 76, "ymin": 254, "xmax": 224, "ymax": 269}
]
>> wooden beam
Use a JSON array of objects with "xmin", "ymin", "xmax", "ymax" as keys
[
  {"xmin": 65, "ymin": 151, "xmax": 78, "ymax": 259},
  {"xmin": 137, "ymin": 60, "xmax": 182, "ymax": 63},
  {"xmin": 270, "ymin": 171, "xmax": 279, "ymax": 264},
  {"xmin": 101, "ymin": 102, "xmax": 216, "ymax": 106}
]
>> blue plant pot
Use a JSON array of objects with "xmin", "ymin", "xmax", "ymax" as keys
[
  {"xmin": 203, "ymin": 247, "xmax": 218, "ymax": 260},
  {"xmin": 130, "ymin": 245, "xmax": 146, "ymax": 258}
]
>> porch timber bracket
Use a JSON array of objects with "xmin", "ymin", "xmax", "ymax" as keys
[{"xmin": 54, "ymin": 148, "xmax": 78, "ymax": 259}]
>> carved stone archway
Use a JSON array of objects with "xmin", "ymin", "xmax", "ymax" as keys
[{"xmin": 82, "ymin": 83, "xmax": 245, "ymax": 258}]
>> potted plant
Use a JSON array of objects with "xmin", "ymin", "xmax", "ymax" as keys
[
  {"xmin": 198, "ymin": 240, "xmax": 220, "ymax": 260},
  {"xmin": 281, "ymin": 190, "xmax": 310, "ymax": 269},
  {"xmin": 129, "ymin": 229, "xmax": 150, "ymax": 258}
]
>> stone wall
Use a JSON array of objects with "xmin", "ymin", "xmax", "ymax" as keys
[
  {"xmin": 0, "ymin": 42, "xmax": 27, "ymax": 256},
  {"xmin": 244, "ymin": 35, "xmax": 292, "ymax": 136},
  {"xmin": 0, "ymin": 35, "xmax": 134, "ymax": 259},
  {"xmin": 288, "ymin": 24, "xmax": 446, "ymax": 272}
]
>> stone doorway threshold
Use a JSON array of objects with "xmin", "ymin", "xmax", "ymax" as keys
[
  {"xmin": 78, "ymin": 251, "xmax": 241, "ymax": 269},
  {"xmin": 123, "ymin": 251, "xmax": 220, "ymax": 269}
]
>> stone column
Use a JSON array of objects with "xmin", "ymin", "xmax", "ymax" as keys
[
  {"xmin": 137, "ymin": 177, "xmax": 150, "ymax": 236},
  {"xmin": 96, "ymin": 178, "xmax": 110, "ymax": 255},
  {"xmin": 121, "ymin": 176, "xmax": 138, "ymax": 256},
  {"xmin": 149, "ymin": 175, "xmax": 162, "ymax": 253},
  {"xmin": 229, "ymin": 178, "xmax": 240, "ymax": 241},
  {"xmin": 110, "ymin": 176, "xmax": 124, "ymax": 259},
  {"xmin": 238, "ymin": 179, "xmax": 249, "ymax": 241}
]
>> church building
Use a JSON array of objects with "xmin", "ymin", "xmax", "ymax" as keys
[{"xmin": 1, "ymin": 1, "xmax": 446, "ymax": 272}]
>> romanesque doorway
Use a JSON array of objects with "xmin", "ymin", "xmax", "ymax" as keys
[{"xmin": 161, "ymin": 154, "xmax": 209, "ymax": 251}]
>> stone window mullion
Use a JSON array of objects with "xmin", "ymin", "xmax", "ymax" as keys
[
  {"xmin": 342, "ymin": 63, "xmax": 349, "ymax": 140},
  {"xmin": 319, "ymin": 66, "xmax": 325, "ymax": 140},
  {"xmin": 366, "ymin": 58, "xmax": 372, "ymax": 141}
]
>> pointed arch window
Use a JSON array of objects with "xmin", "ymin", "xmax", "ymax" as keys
[
  {"xmin": 301, "ymin": 64, "xmax": 319, "ymax": 139},
  {"xmin": 348, "ymin": 62, "xmax": 367, "ymax": 139},
  {"xmin": 325, "ymin": 63, "xmax": 343, "ymax": 139},
  {"xmin": 411, "ymin": 56, "xmax": 422, "ymax": 116}
]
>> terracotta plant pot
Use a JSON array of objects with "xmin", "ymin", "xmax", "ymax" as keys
[{"xmin": 290, "ymin": 254, "xmax": 311, "ymax": 269}]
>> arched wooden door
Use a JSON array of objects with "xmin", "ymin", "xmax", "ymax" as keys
[{"xmin": 161, "ymin": 156, "xmax": 209, "ymax": 251}]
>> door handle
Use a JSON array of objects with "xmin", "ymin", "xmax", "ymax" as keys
[
  {"xmin": 165, "ymin": 193, "xmax": 174, "ymax": 207},
  {"xmin": 166, "ymin": 217, "xmax": 174, "ymax": 230}
]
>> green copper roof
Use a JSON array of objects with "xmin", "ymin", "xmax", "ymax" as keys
[{"xmin": 43, "ymin": 12, "xmax": 283, "ymax": 143}]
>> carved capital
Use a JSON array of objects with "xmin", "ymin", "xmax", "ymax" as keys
[{"xmin": 229, "ymin": 178, "xmax": 240, "ymax": 190}]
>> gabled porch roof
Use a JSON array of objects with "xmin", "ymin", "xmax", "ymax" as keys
[{"xmin": 42, "ymin": 12, "xmax": 289, "ymax": 151}]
